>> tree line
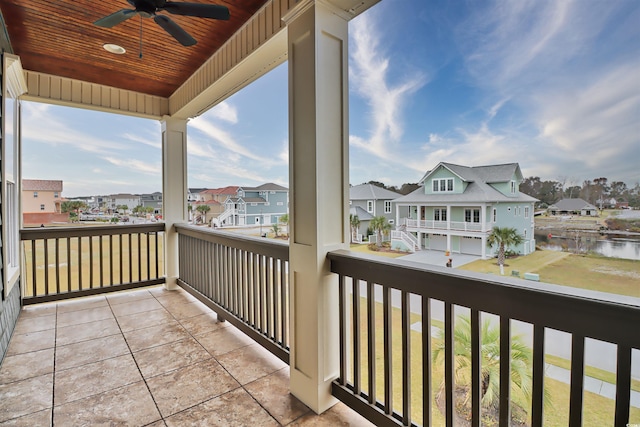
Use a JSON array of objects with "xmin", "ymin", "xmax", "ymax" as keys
[{"xmin": 519, "ymin": 176, "xmax": 640, "ymax": 208}]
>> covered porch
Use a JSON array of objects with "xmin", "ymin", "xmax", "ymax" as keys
[{"xmin": 1, "ymin": 0, "xmax": 639, "ymax": 426}]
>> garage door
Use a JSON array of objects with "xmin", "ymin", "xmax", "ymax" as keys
[
  {"xmin": 460, "ymin": 236, "xmax": 482, "ymax": 255},
  {"xmin": 428, "ymin": 234, "xmax": 447, "ymax": 251}
]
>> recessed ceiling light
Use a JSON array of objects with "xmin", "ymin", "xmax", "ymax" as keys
[{"xmin": 103, "ymin": 44, "xmax": 126, "ymax": 55}]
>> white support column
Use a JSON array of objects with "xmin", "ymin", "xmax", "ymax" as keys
[
  {"xmin": 161, "ymin": 117, "xmax": 188, "ymax": 290},
  {"xmin": 284, "ymin": 0, "xmax": 349, "ymax": 414}
]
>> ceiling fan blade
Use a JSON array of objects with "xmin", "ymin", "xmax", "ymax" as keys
[
  {"xmin": 162, "ymin": 2, "xmax": 230, "ymax": 20},
  {"xmin": 154, "ymin": 15, "xmax": 197, "ymax": 46},
  {"xmin": 94, "ymin": 9, "xmax": 137, "ymax": 28}
]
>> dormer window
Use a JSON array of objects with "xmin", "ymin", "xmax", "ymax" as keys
[{"xmin": 432, "ymin": 178, "xmax": 454, "ymax": 192}]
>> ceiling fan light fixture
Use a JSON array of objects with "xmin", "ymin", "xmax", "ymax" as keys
[{"xmin": 103, "ymin": 43, "xmax": 126, "ymax": 54}]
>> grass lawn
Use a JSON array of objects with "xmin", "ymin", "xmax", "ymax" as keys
[
  {"xmin": 351, "ymin": 298, "xmax": 640, "ymax": 426},
  {"xmin": 459, "ymin": 250, "xmax": 640, "ymax": 298},
  {"xmin": 22, "ymin": 234, "xmax": 164, "ymax": 297}
]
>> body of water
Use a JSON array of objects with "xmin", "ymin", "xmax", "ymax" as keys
[{"xmin": 535, "ymin": 230, "xmax": 640, "ymax": 261}]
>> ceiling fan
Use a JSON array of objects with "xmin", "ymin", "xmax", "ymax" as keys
[{"xmin": 94, "ymin": 0, "xmax": 230, "ymax": 47}]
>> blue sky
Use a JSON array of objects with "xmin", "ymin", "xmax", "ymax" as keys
[{"xmin": 21, "ymin": 0, "xmax": 640, "ymax": 197}]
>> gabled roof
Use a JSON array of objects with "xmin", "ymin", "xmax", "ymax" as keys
[
  {"xmin": 201, "ymin": 186, "xmax": 239, "ymax": 195},
  {"xmin": 394, "ymin": 181, "xmax": 537, "ymax": 204},
  {"xmin": 193, "ymin": 200, "xmax": 222, "ymax": 206},
  {"xmin": 22, "ymin": 179, "xmax": 63, "ymax": 192},
  {"xmin": 349, "ymin": 206, "xmax": 374, "ymax": 221},
  {"xmin": 350, "ymin": 184, "xmax": 402, "ymax": 201},
  {"xmin": 549, "ymin": 198, "xmax": 597, "ymax": 211},
  {"xmin": 188, "ymin": 188, "xmax": 208, "ymax": 195},
  {"xmin": 243, "ymin": 183, "xmax": 289, "ymax": 192},
  {"xmin": 418, "ymin": 162, "xmax": 522, "ymax": 185}
]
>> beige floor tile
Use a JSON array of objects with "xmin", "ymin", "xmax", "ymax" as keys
[
  {"xmin": 146, "ymin": 358, "xmax": 240, "ymax": 417},
  {"xmin": 288, "ymin": 402, "xmax": 374, "ymax": 427},
  {"xmin": 162, "ymin": 300, "xmax": 211, "ymax": 320},
  {"xmin": 56, "ymin": 317, "xmax": 120, "ymax": 347},
  {"xmin": 123, "ymin": 321, "xmax": 191, "ymax": 352},
  {"xmin": 5, "ymin": 329, "xmax": 55, "ymax": 356},
  {"xmin": 56, "ymin": 296, "xmax": 108, "ymax": 314},
  {"xmin": 54, "ymin": 354, "xmax": 142, "ymax": 405},
  {"xmin": 0, "ymin": 348, "xmax": 54, "ymax": 385},
  {"xmin": 110, "ymin": 298, "xmax": 164, "ymax": 317},
  {"xmin": 194, "ymin": 325, "xmax": 254, "ymax": 357},
  {"xmin": 12, "ymin": 315, "xmax": 56, "ymax": 335},
  {"xmin": 133, "ymin": 337, "xmax": 212, "ymax": 379},
  {"xmin": 115, "ymin": 308, "xmax": 175, "ymax": 332},
  {"xmin": 152, "ymin": 289, "xmax": 196, "ymax": 306},
  {"xmin": 216, "ymin": 343, "xmax": 287, "ymax": 385},
  {"xmin": 17, "ymin": 304, "xmax": 57, "ymax": 319},
  {"xmin": 56, "ymin": 306, "xmax": 114, "ymax": 328},
  {"xmin": 0, "ymin": 408, "xmax": 51, "ymax": 426},
  {"xmin": 106, "ymin": 288, "xmax": 155, "ymax": 305},
  {"xmin": 55, "ymin": 334, "xmax": 129, "ymax": 371},
  {"xmin": 0, "ymin": 374, "xmax": 53, "ymax": 423},
  {"xmin": 177, "ymin": 312, "xmax": 228, "ymax": 337},
  {"xmin": 53, "ymin": 381, "xmax": 161, "ymax": 427},
  {"xmin": 245, "ymin": 368, "xmax": 311, "ymax": 425},
  {"xmin": 165, "ymin": 388, "xmax": 279, "ymax": 427}
]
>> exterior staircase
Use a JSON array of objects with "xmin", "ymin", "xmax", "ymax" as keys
[{"xmin": 391, "ymin": 230, "xmax": 420, "ymax": 252}]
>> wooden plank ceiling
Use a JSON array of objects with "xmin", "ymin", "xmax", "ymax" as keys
[{"xmin": 0, "ymin": 0, "xmax": 270, "ymax": 98}]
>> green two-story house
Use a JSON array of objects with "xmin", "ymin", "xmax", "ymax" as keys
[{"xmin": 393, "ymin": 162, "xmax": 537, "ymax": 258}]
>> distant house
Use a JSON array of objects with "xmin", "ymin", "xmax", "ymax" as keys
[
  {"xmin": 187, "ymin": 188, "xmax": 208, "ymax": 203},
  {"xmin": 140, "ymin": 192, "xmax": 163, "ymax": 216},
  {"xmin": 393, "ymin": 162, "xmax": 537, "ymax": 258},
  {"xmin": 349, "ymin": 206, "xmax": 374, "ymax": 242},
  {"xmin": 193, "ymin": 186, "xmax": 238, "ymax": 224},
  {"xmin": 22, "ymin": 179, "xmax": 66, "ymax": 225},
  {"xmin": 218, "ymin": 183, "xmax": 289, "ymax": 227},
  {"xmin": 548, "ymin": 198, "xmax": 598, "ymax": 216},
  {"xmin": 109, "ymin": 194, "xmax": 141, "ymax": 213},
  {"xmin": 349, "ymin": 183, "xmax": 404, "ymax": 225}
]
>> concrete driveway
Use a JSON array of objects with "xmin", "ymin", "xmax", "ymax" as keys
[{"xmin": 398, "ymin": 249, "xmax": 481, "ymax": 268}]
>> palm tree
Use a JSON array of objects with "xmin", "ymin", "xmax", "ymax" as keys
[
  {"xmin": 487, "ymin": 226, "xmax": 523, "ymax": 275},
  {"xmin": 370, "ymin": 216, "xmax": 390, "ymax": 247},
  {"xmin": 195, "ymin": 204, "xmax": 211, "ymax": 224},
  {"xmin": 432, "ymin": 314, "xmax": 537, "ymax": 425},
  {"xmin": 349, "ymin": 214, "xmax": 361, "ymax": 242},
  {"xmin": 279, "ymin": 213, "xmax": 289, "ymax": 235}
]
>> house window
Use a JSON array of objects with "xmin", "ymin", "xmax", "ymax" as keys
[
  {"xmin": 510, "ymin": 181, "xmax": 517, "ymax": 194},
  {"xmin": 524, "ymin": 206, "xmax": 530, "ymax": 218},
  {"xmin": 33, "ymin": 191, "xmax": 38, "ymax": 198},
  {"xmin": 434, "ymin": 208, "xmax": 447, "ymax": 221},
  {"xmin": 432, "ymin": 178, "xmax": 454, "ymax": 192},
  {"xmin": 40, "ymin": 204, "xmax": 45, "ymax": 211},
  {"xmin": 384, "ymin": 201, "xmax": 392, "ymax": 213},
  {"xmin": 493, "ymin": 208, "xmax": 497, "ymax": 222},
  {"xmin": 54, "ymin": 192, "xmax": 59, "ymax": 198},
  {"xmin": 277, "ymin": 202, "xmax": 284, "ymax": 206},
  {"xmin": 464, "ymin": 208, "xmax": 480, "ymax": 223},
  {"xmin": 524, "ymin": 229, "xmax": 528, "ymax": 238},
  {"xmin": 367, "ymin": 200, "xmax": 374, "ymax": 213}
]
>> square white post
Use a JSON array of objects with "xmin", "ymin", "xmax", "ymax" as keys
[
  {"xmin": 161, "ymin": 116, "xmax": 188, "ymax": 290},
  {"xmin": 284, "ymin": 0, "xmax": 350, "ymax": 414}
]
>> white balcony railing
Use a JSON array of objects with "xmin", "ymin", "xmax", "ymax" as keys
[{"xmin": 404, "ymin": 218, "xmax": 489, "ymax": 232}]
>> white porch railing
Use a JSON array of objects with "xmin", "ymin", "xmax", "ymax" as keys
[{"xmin": 405, "ymin": 218, "xmax": 489, "ymax": 232}]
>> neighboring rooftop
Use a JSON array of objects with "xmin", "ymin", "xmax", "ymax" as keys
[
  {"xmin": 350, "ymin": 183, "xmax": 402, "ymax": 200},
  {"xmin": 22, "ymin": 179, "xmax": 63, "ymax": 192},
  {"xmin": 549, "ymin": 198, "xmax": 597, "ymax": 211}
]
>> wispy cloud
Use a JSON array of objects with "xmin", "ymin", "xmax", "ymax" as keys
[
  {"xmin": 209, "ymin": 101, "xmax": 238, "ymax": 124},
  {"xmin": 349, "ymin": 12, "xmax": 427, "ymax": 158},
  {"xmin": 103, "ymin": 157, "xmax": 161, "ymax": 175}
]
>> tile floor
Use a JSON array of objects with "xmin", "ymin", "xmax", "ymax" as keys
[{"xmin": 0, "ymin": 286, "xmax": 373, "ymax": 426}]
